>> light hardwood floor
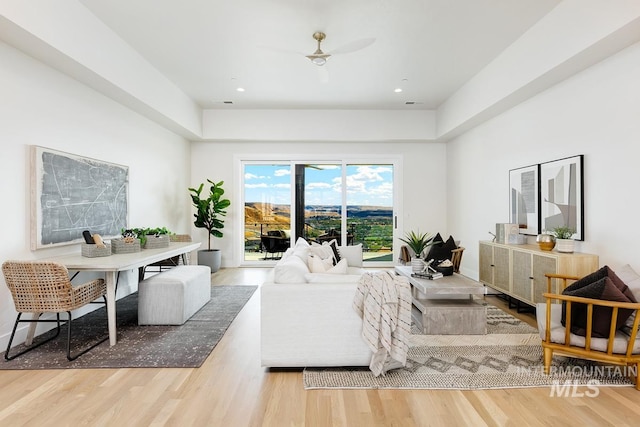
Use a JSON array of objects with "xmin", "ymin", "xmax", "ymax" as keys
[{"xmin": 1, "ymin": 268, "xmax": 639, "ymax": 426}]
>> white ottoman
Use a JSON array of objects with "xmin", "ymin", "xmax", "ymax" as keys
[{"xmin": 138, "ymin": 265, "xmax": 211, "ymax": 325}]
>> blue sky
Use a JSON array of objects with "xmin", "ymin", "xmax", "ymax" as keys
[{"xmin": 244, "ymin": 164, "xmax": 393, "ymax": 206}]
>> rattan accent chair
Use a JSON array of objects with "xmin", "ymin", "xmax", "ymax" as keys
[
  {"xmin": 1, "ymin": 260, "xmax": 108, "ymax": 361},
  {"xmin": 540, "ymin": 273, "xmax": 640, "ymax": 390},
  {"xmin": 140, "ymin": 234, "xmax": 192, "ymax": 279}
]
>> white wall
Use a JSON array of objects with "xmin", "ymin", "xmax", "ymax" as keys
[
  {"xmin": 190, "ymin": 140, "xmax": 448, "ymax": 267},
  {"xmin": 0, "ymin": 41, "xmax": 192, "ymax": 348},
  {"xmin": 202, "ymin": 109, "xmax": 437, "ymax": 141},
  {"xmin": 448, "ymin": 40, "xmax": 640, "ymax": 278}
]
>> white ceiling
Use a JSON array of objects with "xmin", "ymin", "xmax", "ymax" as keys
[{"xmin": 80, "ymin": 0, "xmax": 561, "ymax": 110}]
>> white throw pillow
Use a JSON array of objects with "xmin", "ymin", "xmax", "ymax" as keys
[
  {"xmin": 617, "ymin": 264, "xmax": 640, "ymax": 300},
  {"xmin": 338, "ymin": 243, "xmax": 363, "ymax": 267},
  {"xmin": 308, "ymin": 256, "xmax": 348, "ymax": 274},
  {"xmin": 310, "ymin": 242, "xmax": 336, "ymax": 263},
  {"xmin": 273, "ymin": 254, "xmax": 310, "ymax": 283},
  {"xmin": 290, "ymin": 237, "xmax": 310, "ymax": 263},
  {"xmin": 617, "ymin": 264, "xmax": 640, "ymax": 329},
  {"xmin": 308, "ymin": 255, "xmax": 334, "ymax": 273}
]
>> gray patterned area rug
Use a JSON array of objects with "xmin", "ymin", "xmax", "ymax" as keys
[
  {"xmin": 304, "ymin": 305, "xmax": 634, "ymax": 390},
  {"xmin": 0, "ymin": 285, "xmax": 257, "ymax": 370}
]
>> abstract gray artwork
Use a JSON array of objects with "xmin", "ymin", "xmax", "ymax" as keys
[
  {"xmin": 31, "ymin": 146, "xmax": 129, "ymax": 249},
  {"xmin": 540, "ymin": 155, "xmax": 584, "ymax": 240},
  {"xmin": 509, "ymin": 164, "xmax": 539, "ymax": 235}
]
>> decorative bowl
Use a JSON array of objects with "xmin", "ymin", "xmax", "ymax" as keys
[
  {"xmin": 536, "ymin": 234, "xmax": 556, "ymax": 251},
  {"xmin": 434, "ymin": 263, "xmax": 454, "ymax": 276}
]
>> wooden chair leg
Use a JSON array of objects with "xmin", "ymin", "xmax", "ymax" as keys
[{"xmin": 543, "ymin": 347, "xmax": 553, "ymax": 374}]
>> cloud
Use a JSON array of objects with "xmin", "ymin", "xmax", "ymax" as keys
[
  {"xmin": 245, "ymin": 183, "xmax": 268, "ymax": 189},
  {"xmin": 306, "ymin": 182, "xmax": 332, "ymax": 190},
  {"xmin": 274, "ymin": 169, "xmax": 291, "ymax": 177}
]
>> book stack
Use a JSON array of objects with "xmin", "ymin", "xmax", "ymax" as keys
[{"xmin": 411, "ymin": 271, "xmax": 443, "ymax": 280}]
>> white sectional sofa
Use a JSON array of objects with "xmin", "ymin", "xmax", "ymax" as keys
[{"xmin": 260, "ymin": 238, "xmax": 372, "ymax": 367}]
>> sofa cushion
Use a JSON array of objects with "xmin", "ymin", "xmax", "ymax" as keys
[
  {"xmin": 290, "ymin": 237, "xmax": 311, "ymax": 262},
  {"xmin": 308, "ymin": 255, "xmax": 334, "ymax": 273},
  {"xmin": 309, "ymin": 257, "xmax": 348, "ymax": 274},
  {"xmin": 304, "ymin": 272, "xmax": 362, "ymax": 283},
  {"xmin": 425, "ymin": 234, "xmax": 456, "ymax": 263},
  {"xmin": 617, "ymin": 264, "xmax": 640, "ymax": 329},
  {"xmin": 537, "ymin": 303, "xmax": 640, "ymax": 354},
  {"xmin": 310, "ymin": 241, "xmax": 337, "ymax": 265},
  {"xmin": 337, "ymin": 244, "xmax": 363, "ymax": 267},
  {"xmin": 617, "ymin": 264, "xmax": 640, "ymax": 301},
  {"xmin": 561, "ymin": 266, "xmax": 637, "ymax": 337},
  {"xmin": 274, "ymin": 254, "xmax": 310, "ymax": 283}
]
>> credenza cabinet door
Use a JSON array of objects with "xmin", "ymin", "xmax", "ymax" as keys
[
  {"xmin": 478, "ymin": 241, "xmax": 598, "ymax": 307},
  {"xmin": 479, "ymin": 242, "xmax": 510, "ymax": 293},
  {"xmin": 512, "ymin": 249, "xmax": 534, "ymax": 303},
  {"xmin": 532, "ymin": 254, "xmax": 558, "ymax": 304}
]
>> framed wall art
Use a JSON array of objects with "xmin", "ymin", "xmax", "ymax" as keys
[
  {"xmin": 509, "ymin": 164, "xmax": 539, "ymax": 235},
  {"xmin": 30, "ymin": 145, "xmax": 129, "ymax": 249},
  {"xmin": 539, "ymin": 155, "xmax": 584, "ymax": 240}
]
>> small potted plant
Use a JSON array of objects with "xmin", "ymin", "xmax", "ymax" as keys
[
  {"xmin": 399, "ymin": 230, "xmax": 440, "ymax": 272},
  {"xmin": 189, "ymin": 179, "xmax": 231, "ymax": 272},
  {"xmin": 552, "ymin": 225, "xmax": 575, "ymax": 253}
]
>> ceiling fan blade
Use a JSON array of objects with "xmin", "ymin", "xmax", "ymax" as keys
[
  {"xmin": 258, "ymin": 45, "xmax": 306, "ymax": 56},
  {"xmin": 317, "ymin": 66, "xmax": 329, "ymax": 83},
  {"xmin": 330, "ymin": 37, "xmax": 376, "ymax": 55}
]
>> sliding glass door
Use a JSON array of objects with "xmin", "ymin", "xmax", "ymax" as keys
[
  {"xmin": 242, "ymin": 159, "xmax": 397, "ymax": 265},
  {"xmin": 243, "ymin": 163, "xmax": 291, "ymax": 261},
  {"xmin": 346, "ymin": 164, "xmax": 394, "ymax": 262}
]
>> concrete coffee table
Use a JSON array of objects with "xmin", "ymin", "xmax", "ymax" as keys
[{"xmin": 395, "ymin": 265, "xmax": 487, "ymax": 335}]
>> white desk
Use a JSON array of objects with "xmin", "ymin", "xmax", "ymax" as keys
[{"xmin": 47, "ymin": 241, "xmax": 201, "ymax": 346}]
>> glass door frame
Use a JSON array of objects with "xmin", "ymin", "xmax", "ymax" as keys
[{"xmin": 235, "ymin": 154, "xmax": 403, "ymax": 268}]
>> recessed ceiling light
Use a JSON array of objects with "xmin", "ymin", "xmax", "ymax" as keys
[
  {"xmin": 394, "ymin": 88, "xmax": 402, "ymax": 93},
  {"xmin": 236, "ymin": 87, "xmax": 245, "ymax": 92}
]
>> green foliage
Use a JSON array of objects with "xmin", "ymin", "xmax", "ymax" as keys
[
  {"xmin": 122, "ymin": 227, "xmax": 173, "ymax": 247},
  {"xmin": 189, "ymin": 179, "xmax": 231, "ymax": 250},
  {"xmin": 552, "ymin": 225, "xmax": 575, "ymax": 240},
  {"xmin": 399, "ymin": 230, "xmax": 439, "ymax": 258}
]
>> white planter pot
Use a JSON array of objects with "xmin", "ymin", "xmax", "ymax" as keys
[
  {"xmin": 198, "ymin": 249, "xmax": 221, "ymax": 272},
  {"xmin": 556, "ymin": 239, "xmax": 575, "ymax": 253},
  {"xmin": 411, "ymin": 257, "xmax": 424, "ymax": 273}
]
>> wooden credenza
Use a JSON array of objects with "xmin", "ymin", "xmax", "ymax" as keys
[{"xmin": 479, "ymin": 241, "xmax": 599, "ymax": 306}]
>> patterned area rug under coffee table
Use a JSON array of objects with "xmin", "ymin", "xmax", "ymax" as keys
[
  {"xmin": 304, "ymin": 305, "xmax": 635, "ymax": 390},
  {"xmin": 0, "ymin": 285, "xmax": 257, "ymax": 370}
]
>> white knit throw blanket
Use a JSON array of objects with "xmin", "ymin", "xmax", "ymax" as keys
[{"xmin": 352, "ymin": 270, "xmax": 412, "ymax": 376}]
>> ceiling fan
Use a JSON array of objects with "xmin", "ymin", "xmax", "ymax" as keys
[{"xmin": 305, "ymin": 32, "xmax": 375, "ymax": 67}]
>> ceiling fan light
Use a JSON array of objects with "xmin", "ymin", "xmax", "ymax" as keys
[{"xmin": 311, "ymin": 57, "xmax": 327, "ymax": 66}]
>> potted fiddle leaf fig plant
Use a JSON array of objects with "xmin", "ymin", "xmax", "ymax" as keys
[{"xmin": 188, "ymin": 179, "xmax": 231, "ymax": 272}]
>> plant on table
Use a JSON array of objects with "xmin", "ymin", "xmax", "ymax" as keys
[
  {"xmin": 551, "ymin": 226, "xmax": 575, "ymax": 240},
  {"xmin": 399, "ymin": 230, "xmax": 440, "ymax": 259},
  {"xmin": 122, "ymin": 227, "xmax": 173, "ymax": 247}
]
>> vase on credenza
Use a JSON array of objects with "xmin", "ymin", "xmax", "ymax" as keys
[{"xmin": 555, "ymin": 239, "xmax": 575, "ymax": 253}]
